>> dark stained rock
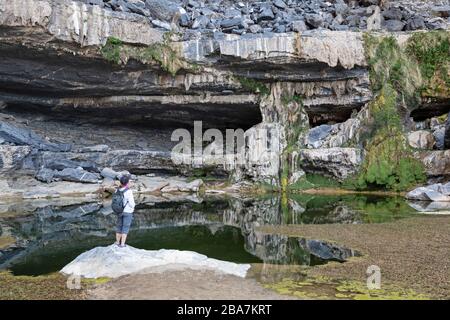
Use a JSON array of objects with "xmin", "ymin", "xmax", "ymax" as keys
[
  {"xmin": 382, "ymin": 7, "xmax": 404, "ymax": 21},
  {"xmin": 405, "ymin": 16, "xmax": 426, "ymax": 31},
  {"xmin": 305, "ymin": 13, "xmax": 324, "ymax": 28},
  {"xmin": 179, "ymin": 13, "xmax": 190, "ymax": 27},
  {"xmin": 42, "ymin": 158, "xmax": 100, "ymax": 173},
  {"xmin": 299, "ymin": 238, "xmax": 359, "ymax": 262},
  {"xmin": 0, "ymin": 121, "xmax": 72, "ymax": 152},
  {"xmin": 257, "ymin": 7, "xmax": 275, "ymax": 22},
  {"xmin": 383, "ymin": 19, "xmax": 405, "ymax": 31},
  {"xmin": 220, "ymin": 18, "xmax": 244, "ymax": 29}
]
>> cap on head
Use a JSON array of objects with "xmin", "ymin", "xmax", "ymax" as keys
[{"xmin": 119, "ymin": 175, "xmax": 130, "ymax": 186}]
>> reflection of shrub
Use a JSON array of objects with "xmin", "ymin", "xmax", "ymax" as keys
[{"xmin": 289, "ymin": 174, "xmax": 341, "ymax": 191}]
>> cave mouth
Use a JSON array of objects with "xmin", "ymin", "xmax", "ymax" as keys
[
  {"xmin": 410, "ymin": 107, "xmax": 449, "ymax": 122},
  {"xmin": 2, "ymin": 101, "xmax": 263, "ymax": 154},
  {"xmin": 306, "ymin": 105, "xmax": 362, "ymax": 127}
]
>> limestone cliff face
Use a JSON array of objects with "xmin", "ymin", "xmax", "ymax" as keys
[{"xmin": 0, "ymin": 0, "xmax": 448, "ymax": 192}]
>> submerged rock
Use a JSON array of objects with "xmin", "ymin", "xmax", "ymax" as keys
[
  {"xmin": 299, "ymin": 239, "xmax": 359, "ymax": 262},
  {"xmin": 60, "ymin": 244, "xmax": 251, "ymax": 278},
  {"xmin": 407, "ymin": 200, "xmax": 450, "ymax": 213}
]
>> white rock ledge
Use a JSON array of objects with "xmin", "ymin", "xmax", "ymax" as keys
[{"xmin": 61, "ymin": 245, "xmax": 251, "ymax": 278}]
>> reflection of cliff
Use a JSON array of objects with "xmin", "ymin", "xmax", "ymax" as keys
[
  {"xmin": 0, "ymin": 197, "xmax": 228, "ymax": 268},
  {"xmin": 0, "ymin": 194, "xmax": 408, "ymax": 269}
]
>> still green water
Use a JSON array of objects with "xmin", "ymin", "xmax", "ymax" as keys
[{"xmin": 0, "ymin": 194, "xmax": 421, "ymax": 276}]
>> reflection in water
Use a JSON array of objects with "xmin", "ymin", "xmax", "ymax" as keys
[{"xmin": 0, "ymin": 194, "xmax": 417, "ymax": 275}]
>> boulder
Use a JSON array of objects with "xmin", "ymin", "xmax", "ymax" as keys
[
  {"xmin": 191, "ymin": 15, "xmax": 209, "ymax": 29},
  {"xmin": 61, "ymin": 244, "xmax": 251, "ymax": 278},
  {"xmin": 100, "ymin": 167, "xmax": 120, "ymax": 180},
  {"xmin": 144, "ymin": 0, "xmax": 183, "ymax": 22},
  {"xmin": 257, "ymin": 7, "xmax": 274, "ymax": 22},
  {"xmin": 291, "ymin": 20, "xmax": 308, "ymax": 32},
  {"xmin": 383, "ymin": 19, "xmax": 405, "ymax": 31},
  {"xmin": 273, "ymin": 0, "xmax": 287, "ymax": 10},
  {"xmin": 54, "ymin": 167, "xmax": 101, "ymax": 184},
  {"xmin": 305, "ymin": 14, "xmax": 324, "ymax": 28},
  {"xmin": 382, "ymin": 7, "xmax": 404, "ymax": 21},
  {"xmin": 405, "ymin": 16, "xmax": 426, "ymax": 31},
  {"xmin": 35, "ymin": 168, "xmax": 57, "ymax": 183},
  {"xmin": 408, "ymin": 130, "xmax": 435, "ymax": 149},
  {"xmin": 151, "ymin": 19, "xmax": 172, "ymax": 30},
  {"xmin": 406, "ymin": 187, "xmax": 432, "ymax": 201}
]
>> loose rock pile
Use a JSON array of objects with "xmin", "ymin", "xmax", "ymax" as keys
[{"xmin": 78, "ymin": 0, "xmax": 449, "ymax": 34}]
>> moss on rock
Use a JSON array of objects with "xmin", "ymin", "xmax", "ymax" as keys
[
  {"xmin": 235, "ymin": 76, "xmax": 270, "ymax": 95},
  {"xmin": 406, "ymin": 31, "xmax": 450, "ymax": 99},
  {"xmin": 355, "ymin": 34, "xmax": 429, "ymax": 191},
  {"xmin": 353, "ymin": 84, "xmax": 426, "ymax": 191},
  {"xmin": 100, "ymin": 36, "xmax": 197, "ymax": 76}
]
